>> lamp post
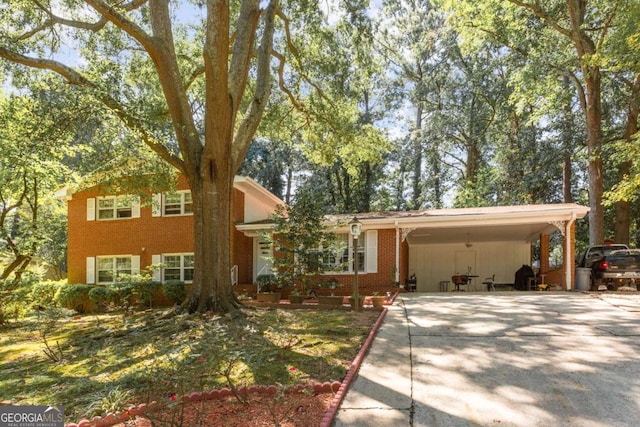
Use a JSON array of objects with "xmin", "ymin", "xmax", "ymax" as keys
[{"xmin": 349, "ymin": 217, "xmax": 362, "ymax": 311}]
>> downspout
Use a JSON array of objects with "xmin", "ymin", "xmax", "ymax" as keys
[
  {"xmin": 565, "ymin": 212, "xmax": 576, "ymax": 290},
  {"xmin": 395, "ymin": 221, "xmax": 400, "ymax": 284}
]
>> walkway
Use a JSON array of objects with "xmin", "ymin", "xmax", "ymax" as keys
[{"xmin": 334, "ymin": 292, "xmax": 640, "ymax": 426}]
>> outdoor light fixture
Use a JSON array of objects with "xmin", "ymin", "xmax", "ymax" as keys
[
  {"xmin": 349, "ymin": 216, "xmax": 362, "ymax": 238},
  {"xmin": 349, "ymin": 217, "xmax": 363, "ymax": 311}
]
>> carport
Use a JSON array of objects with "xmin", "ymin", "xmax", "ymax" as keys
[{"xmin": 392, "ymin": 204, "xmax": 589, "ymax": 292}]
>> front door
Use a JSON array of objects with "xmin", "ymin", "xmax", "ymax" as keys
[{"xmin": 253, "ymin": 238, "xmax": 273, "ymax": 283}]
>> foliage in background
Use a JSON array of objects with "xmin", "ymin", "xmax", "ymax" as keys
[{"xmin": 0, "ymin": 81, "xmax": 79, "ymax": 287}]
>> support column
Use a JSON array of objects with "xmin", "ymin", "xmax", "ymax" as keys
[
  {"xmin": 565, "ymin": 216, "xmax": 576, "ymax": 290},
  {"xmin": 395, "ymin": 222, "xmax": 400, "ymax": 284}
]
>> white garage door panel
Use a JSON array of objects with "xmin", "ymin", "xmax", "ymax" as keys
[{"xmin": 408, "ymin": 242, "xmax": 530, "ymax": 292}]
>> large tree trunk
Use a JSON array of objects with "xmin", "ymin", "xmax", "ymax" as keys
[
  {"xmin": 567, "ymin": 1, "xmax": 604, "ymax": 245},
  {"xmin": 584, "ymin": 70, "xmax": 604, "ymax": 245},
  {"xmin": 411, "ymin": 103, "xmax": 424, "ymax": 210},
  {"xmin": 181, "ymin": 167, "xmax": 238, "ymax": 313},
  {"xmin": 513, "ymin": 1, "xmax": 606, "ymax": 243},
  {"xmin": 614, "ymin": 75, "xmax": 640, "ymax": 244},
  {"xmin": 563, "ymin": 154, "xmax": 572, "ymax": 203}
]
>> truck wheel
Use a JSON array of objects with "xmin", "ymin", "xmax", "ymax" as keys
[{"xmin": 592, "ymin": 277, "xmax": 603, "ymax": 291}]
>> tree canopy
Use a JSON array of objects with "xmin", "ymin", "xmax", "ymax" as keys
[{"xmin": 1, "ymin": 0, "xmax": 639, "ymax": 299}]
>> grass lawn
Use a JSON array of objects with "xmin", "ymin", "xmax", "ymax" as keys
[{"xmin": 0, "ymin": 307, "xmax": 380, "ymax": 421}]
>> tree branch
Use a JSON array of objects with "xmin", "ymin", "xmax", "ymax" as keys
[
  {"xmin": 228, "ymin": 0, "xmax": 260, "ymax": 113},
  {"xmin": 507, "ymin": 0, "xmax": 572, "ymax": 39},
  {"xmin": 0, "ymin": 47, "xmax": 185, "ymax": 173},
  {"xmin": 233, "ymin": 0, "xmax": 277, "ymax": 170},
  {"xmin": 563, "ymin": 70, "xmax": 587, "ymax": 114},
  {"xmin": 19, "ymin": 5, "xmax": 105, "ymax": 40},
  {"xmin": 146, "ymin": 0, "xmax": 201, "ymax": 171},
  {"xmin": 596, "ymin": 2, "xmax": 619, "ymax": 51},
  {"xmin": 17, "ymin": 0, "xmax": 149, "ymax": 40},
  {"xmin": 84, "ymin": 0, "xmax": 156, "ymax": 51}
]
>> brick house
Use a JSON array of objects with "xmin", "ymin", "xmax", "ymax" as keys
[
  {"xmin": 57, "ymin": 175, "xmax": 282, "ymax": 286},
  {"xmin": 239, "ymin": 204, "xmax": 589, "ymax": 292},
  {"xmin": 58, "ymin": 176, "xmax": 589, "ymax": 293}
]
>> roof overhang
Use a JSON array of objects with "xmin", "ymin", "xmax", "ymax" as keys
[
  {"xmin": 236, "ymin": 203, "xmax": 590, "ymax": 244},
  {"xmin": 233, "ymin": 176, "xmax": 284, "ymax": 209}
]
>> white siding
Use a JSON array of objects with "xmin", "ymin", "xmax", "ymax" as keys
[{"xmin": 408, "ymin": 241, "xmax": 531, "ymax": 292}]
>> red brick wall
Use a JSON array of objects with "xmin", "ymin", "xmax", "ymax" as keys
[
  {"xmin": 67, "ymin": 179, "xmax": 251, "ymax": 284},
  {"xmin": 322, "ymin": 229, "xmax": 404, "ymax": 293},
  {"xmin": 539, "ymin": 222, "xmax": 576, "ymax": 289}
]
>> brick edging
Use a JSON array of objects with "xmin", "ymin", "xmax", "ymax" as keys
[{"xmin": 65, "ymin": 382, "xmax": 343, "ymax": 427}]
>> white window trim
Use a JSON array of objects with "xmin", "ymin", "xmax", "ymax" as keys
[
  {"xmin": 162, "ymin": 191, "xmax": 193, "ymax": 217},
  {"xmin": 322, "ymin": 233, "xmax": 367, "ymax": 275},
  {"xmin": 95, "ymin": 255, "xmax": 140, "ymax": 284},
  {"xmin": 94, "ymin": 195, "xmax": 140, "ymax": 221},
  {"xmin": 161, "ymin": 253, "xmax": 195, "ymax": 283}
]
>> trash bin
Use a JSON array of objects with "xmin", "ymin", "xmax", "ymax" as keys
[{"xmin": 575, "ymin": 267, "xmax": 591, "ymax": 291}]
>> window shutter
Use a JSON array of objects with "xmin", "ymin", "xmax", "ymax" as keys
[
  {"xmin": 151, "ymin": 255, "xmax": 162, "ymax": 282},
  {"xmin": 366, "ymin": 230, "xmax": 378, "ymax": 273},
  {"xmin": 86, "ymin": 198, "xmax": 95, "ymax": 221},
  {"xmin": 131, "ymin": 255, "xmax": 141, "ymax": 275},
  {"xmin": 152, "ymin": 193, "xmax": 162, "ymax": 217},
  {"xmin": 131, "ymin": 196, "xmax": 141, "ymax": 218},
  {"xmin": 86, "ymin": 257, "xmax": 96, "ymax": 284}
]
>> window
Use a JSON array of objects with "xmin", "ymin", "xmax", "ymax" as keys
[
  {"xmin": 97, "ymin": 256, "xmax": 132, "ymax": 283},
  {"xmin": 354, "ymin": 235, "xmax": 365, "ymax": 273},
  {"xmin": 163, "ymin": 254, "xmax": 194, "ymax": 282},
  {"xmin": 163, "ymin": 191, "xmax": 193, "ymax": 216},
  {"xmin": 97, "ymin": 196, "xmax": 133, "ymax": 219},
  {"xmin": 321, "ymin": 234, "xmax": 365, "ymax": 273},
  {"xmin": 322, "ymin": 234, "xmax": 349, "ymax": 272}
]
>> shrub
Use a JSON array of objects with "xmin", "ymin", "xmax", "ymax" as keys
[
  {"xmin": 88, "ymin": 286, "xmax": 116, "ymax": 311},
  {"xmin": 162, "ymin": 280, "xmax": 186, "ymax": 304},
  {"xmin": 256, "ymin": 274, "xmax": 277, "ymax": 292},
  {"xmin": 30, "ymin": 280, "xmax": 66, "ymax": 310},
  {"xmin": 131, "ymin": 280, "xmax": 163, "ymax": 308},
  {"xmin": 54, "ymin": 284, "xmax": 97, "ymax": 313},
  {"xmin": 0, "ymin": 301, "xmax": 27, "ymax": 323},
  {"xmin": 107, "ymin": 282, "xmax": 135, "ymax": 308}
]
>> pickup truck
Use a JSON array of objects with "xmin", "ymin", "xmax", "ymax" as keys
[{"xmin": 579, "ymin": 245, "xmax": 640, "ymax": 290}]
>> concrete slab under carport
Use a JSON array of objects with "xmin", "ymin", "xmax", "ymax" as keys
[{"xmin": 334, "ymin": 292, "xmax": 640, "ymax": 427}]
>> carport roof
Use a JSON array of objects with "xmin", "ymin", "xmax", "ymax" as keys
[
  {"xmin": 237, "ymin": 203, "xmax": 589, "ymax": 244},
  {"xmin": 336, "ymin": 203, "xmax": 590, "ymax": 244}
]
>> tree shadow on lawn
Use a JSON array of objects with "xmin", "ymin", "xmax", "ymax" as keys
[{"xmin": 0, "ymin": 307, "xmax": 378, "ymax": 420}]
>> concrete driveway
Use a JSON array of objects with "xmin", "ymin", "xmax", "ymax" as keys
[{"xmin": 335, "ymin": 293, "xmax": 640, "ymax": 426}]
